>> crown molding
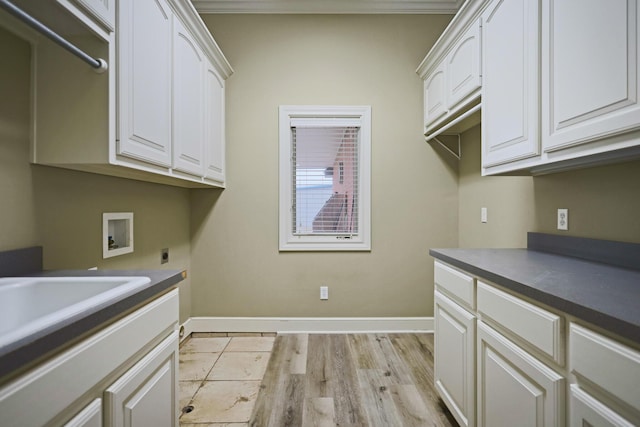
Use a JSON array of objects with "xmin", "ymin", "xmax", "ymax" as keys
[{"xmin": 193, "ymin": 0, "xmax": 465, "ymax": 14}]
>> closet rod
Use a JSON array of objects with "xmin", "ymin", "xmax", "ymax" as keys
[{"xmin": 0, "ymin": 0, "xmax": 107, "ymax": 72}]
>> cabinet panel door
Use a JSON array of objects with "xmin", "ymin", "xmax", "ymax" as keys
[
  {"xmin": 204, "ymin": 60, "xmax": 225, "ymax": 183},
  {"xmin": 173, "ymin": 18, "xmax": 205, "ymax": 176},
  {"xmin": 64, "ymin": 399, "xmax": 102, "ymax": 427},
  {"xmin": 477, "ymin": 322, "xmax": 564, "ymax": 427},
  {"xmin": 105, "ymin": 331, "xmax": 179, "ymax": 427},
  {"xmin": 570, "ymin": 323, "xmax": 640, "ymax": 411},
  {"xmin": 569, "ymin": 385, "xmax": 635, "ymax": 427},
  {"xmin": 117, "ymin": 0, "xmax": 173, "ymax": 167},
  {"xmin": 481, "ymin": 0, "xmax": 540, "ymax": 167},
  {"xmin": 61, "ymin": 0, "xmax": 115, "ymax": 30},
  {"xmin": 435, "ymin": 291, "xmax": 476, "ymax": 427},
  {"xmin": 447, "ymin": 20, "xmax": 481, "ymax": 111},
  {"xmin": 435, "ymin": 261, "xmax": 476, "ymax": 310},
  {"xmin": 543, "ymin": 0, "xmax": 640, "ymax": 151},
  {"xmin": 477, "ymin": 281, "xmax": 563, "ymax": 364},
  {"xmin": 424, "ymin": 64, "xmax": 447, "ymax": 128}
]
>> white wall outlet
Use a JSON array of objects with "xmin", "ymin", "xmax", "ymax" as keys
[
  {"xmin": 481, "ymin": 207, "xmax": 488, "ymax": 223},
  {"xmin": 557, "ymin": 208, "xmax": 569, "ymax": 230},
  {"xmin": 320, "ymin": 286, "xmax": 329, "ymax": 300}
]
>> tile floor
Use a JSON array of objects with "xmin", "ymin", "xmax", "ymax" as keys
[{"xmin": 178, "ymin": 333, "xmax": 275, "ymax": 426}]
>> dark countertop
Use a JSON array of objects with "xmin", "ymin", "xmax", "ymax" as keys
[
  {"xmin": 429, "ymin": 246, "xmax": 640, "ymax": 345},
  {"xmin": 0, "ymin": 268, "xmax": 184, "ymax": 382}
]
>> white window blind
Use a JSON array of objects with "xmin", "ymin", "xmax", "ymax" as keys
[
  {"xmin": 291, "ymin": 125, "xmax": 360, "ymax": 236},
  {"xmin": 279, "ymin": 106, "xmax": 371, "ymax": 251}
]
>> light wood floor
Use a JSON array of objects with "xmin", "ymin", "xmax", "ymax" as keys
[{"xmin": 249, "ymin": 333, "xmax": 458, "ymax": 427}]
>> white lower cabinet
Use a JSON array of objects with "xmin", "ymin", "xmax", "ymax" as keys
[
  {"xmin": 569, "ymin": 323, "xmax": 640, "ymax": 426},
  {"xmin": 570, "ymin": 385, "xmax": 635, "ymax": 427},
  {"xmin": 477, "ymin": 321, "xmax": 564, "ymax": 427},
  {"xmin": 433, "ymin": 261, "xmax": 640, "ymax": 427},
  {"xmin": 105, "ymin": 332, "xmax": 179, "ymax": 427},
  {"xmin": 434, "ymin": 291, "xmax": 476, "ymax": 427},
  {"xmin": 64, "ymin": 399, "xmax": 102, "ymax": 427},
  {"xmin": 0, "ymin": 289, "xmax": 179, "ymax": 427}
]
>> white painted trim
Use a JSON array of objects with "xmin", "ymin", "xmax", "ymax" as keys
[
  {"xmin": 179, "ymin": 318, "xmax": 194, "ymax": 343},
  {"xmin": 187, "ymin": 317, "xmax": 433, "ymax": 334},
  {"xmin": 193, "ymin": 0, "xmax": 463, "ymax": 14},
  {"xmin": 279, "ymin": 105, "xmax": 372, "ymax": 252}
]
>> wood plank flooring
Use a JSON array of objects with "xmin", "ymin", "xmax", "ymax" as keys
[{"xmin": 249, "ymin": 333, "xmax": 458, "ymax": 427}]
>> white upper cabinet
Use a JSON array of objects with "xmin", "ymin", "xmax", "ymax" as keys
[
  {"xmin": 542, "ymin": 0, "xmax": 640, "ymax": 152},
  {"xmin": 424, "ymin": 64, "xmax": 447, "ymax": 128},
  {"xmin": 172, "ymin": 17, "xmax": 206, "ymax": 176},
  {"xmin": 18, "ymin": 0, "xmax": 233, "ymax": 188},
  {"xmin": 205, "ymin": 60, "xmax": 226, "ymax": 183},
  {"xmin": 417, "ymin": 0, "xmax": 485, "ymax": 139},
  {"xmin": 480, "ymin": 0, "xmax": 640, "ymax": 174},
  {"xmin": 118, "ymin": 0, "xmax": 173, "ymax": 167},
  {"xmin": 446, "ymin": 20, "xmax": 481, "ymax": 112},
  {"xmin": 481, "ymin": 0, "xmax": 540, "ymax": 168},
  {"xmin": 58, "ymin": 0, "xmax": 116, "ymax": 31}
]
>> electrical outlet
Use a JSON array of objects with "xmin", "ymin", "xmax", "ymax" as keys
[
  {"xmin": 557, "ymin": 209, "xmax": 568, "ymax": 231},
  {"xmin": 481, "ymin": 207, "xmax": 488, "ymax": 223},
  {"xmin": 320, "ymin": 286, "xmax": 328, "ymax": 300},
  {"xmin": 161, "ymin": 248, "xmax": 169, "ymax": 264}
]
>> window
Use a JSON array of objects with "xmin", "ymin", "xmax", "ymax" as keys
[{"xmin": 279, "ymin": 105, "xmax": 371, "ymax": 251}]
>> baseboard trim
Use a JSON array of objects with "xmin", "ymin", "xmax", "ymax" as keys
[
  {"xmin": 179, "ymin": 318, "xmax": 194, "ymax": 343},
  {"xmin": 185, "ymin": 317, "xmax": 433, "ymax": 334}
]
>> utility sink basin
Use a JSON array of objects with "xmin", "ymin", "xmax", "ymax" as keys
[{"xmin": 0, "ymin": 276, "xmax": 151, "ymax": 349}]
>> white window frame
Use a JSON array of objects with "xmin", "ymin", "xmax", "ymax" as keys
[{"xmin": 279, "ymin": 105, "xmax": 371, "ymax": 251}]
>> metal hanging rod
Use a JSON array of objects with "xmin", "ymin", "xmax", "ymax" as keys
[{"xmin": 0, "ymin": 0, "xmax": 107, "ymax": 73}]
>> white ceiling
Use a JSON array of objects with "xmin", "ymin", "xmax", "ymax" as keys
[{"xmin": 193, "ymin": 0, "xmax": 464, "ymax": 14}]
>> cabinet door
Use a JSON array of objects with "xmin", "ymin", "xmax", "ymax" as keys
[
  {"xmin": 542, "ymin": 0, "xmax": 640, "ymax": 152},
  {"xmin": 204, "ymin": 60, "xmax": 225, "ymax": 183},
  {"xmin": 424, "ymin": 63, "xmax": 447, "ymax": 128},
  {"xmin": 481, "ymin": 0, "xmax": 540, "ymax": 167},
  {"xmin": 105, "ymin": 331, "xmax": 179, "ymax": 427},
  {"xmin": 59, "ymin": 0, "xmax": 116, "ymax": 30},
  {"xmin": 64, "ymin": 399, "xmax": 102, "ymax": 427},
  {"xmin": 446, "ymin": 20, "xmax": 481, "ymax": 111},
  {"xmin": 173, "ymin": 18, "xmax": 206, "ymax": 176},
  {"xmin": 477, "ymin": 321, "xmax": 564, "ymax": 427},
  {"xmin": 117, "ymin": 0, "xmax": 173, "ymax": 167},
  {"xmin": 435, "ymin": 291, "xmax": 476, "ymax": 427},
  {"xmin": 570, "ymin": 385, "xmax": 635, "ymax": 427}
]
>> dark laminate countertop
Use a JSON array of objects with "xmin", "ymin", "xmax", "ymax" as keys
[
  {"xmin": 430, "ymin": 233, "xmax": 640, "ymax": 345},
  {"xmin": 0, "ymin": 268, "xmax": 184, "ymax": 382}
]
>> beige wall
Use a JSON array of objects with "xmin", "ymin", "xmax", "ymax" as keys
[
  {"xmin": 0, "ymin": 28, "xmax": 193, "ymax": 322},
  {"xmin": 458, "ymin": 124, "xmax": 640, "ymax": 247},
  {"xmin": 458, "ymin": 126, "xmax": 535, "ymax": 248},
  {"xmin": 191, "ymin": 14, "xmax": 457, "ymax": 317},
  {"xmin": 0, "ymin": 26, "xmax": 38, "ymax": 250}
]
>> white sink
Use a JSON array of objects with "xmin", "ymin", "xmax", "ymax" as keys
[{"xmin": 0, "ymin": 276, "xmax": 151, "ymax": 349}]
